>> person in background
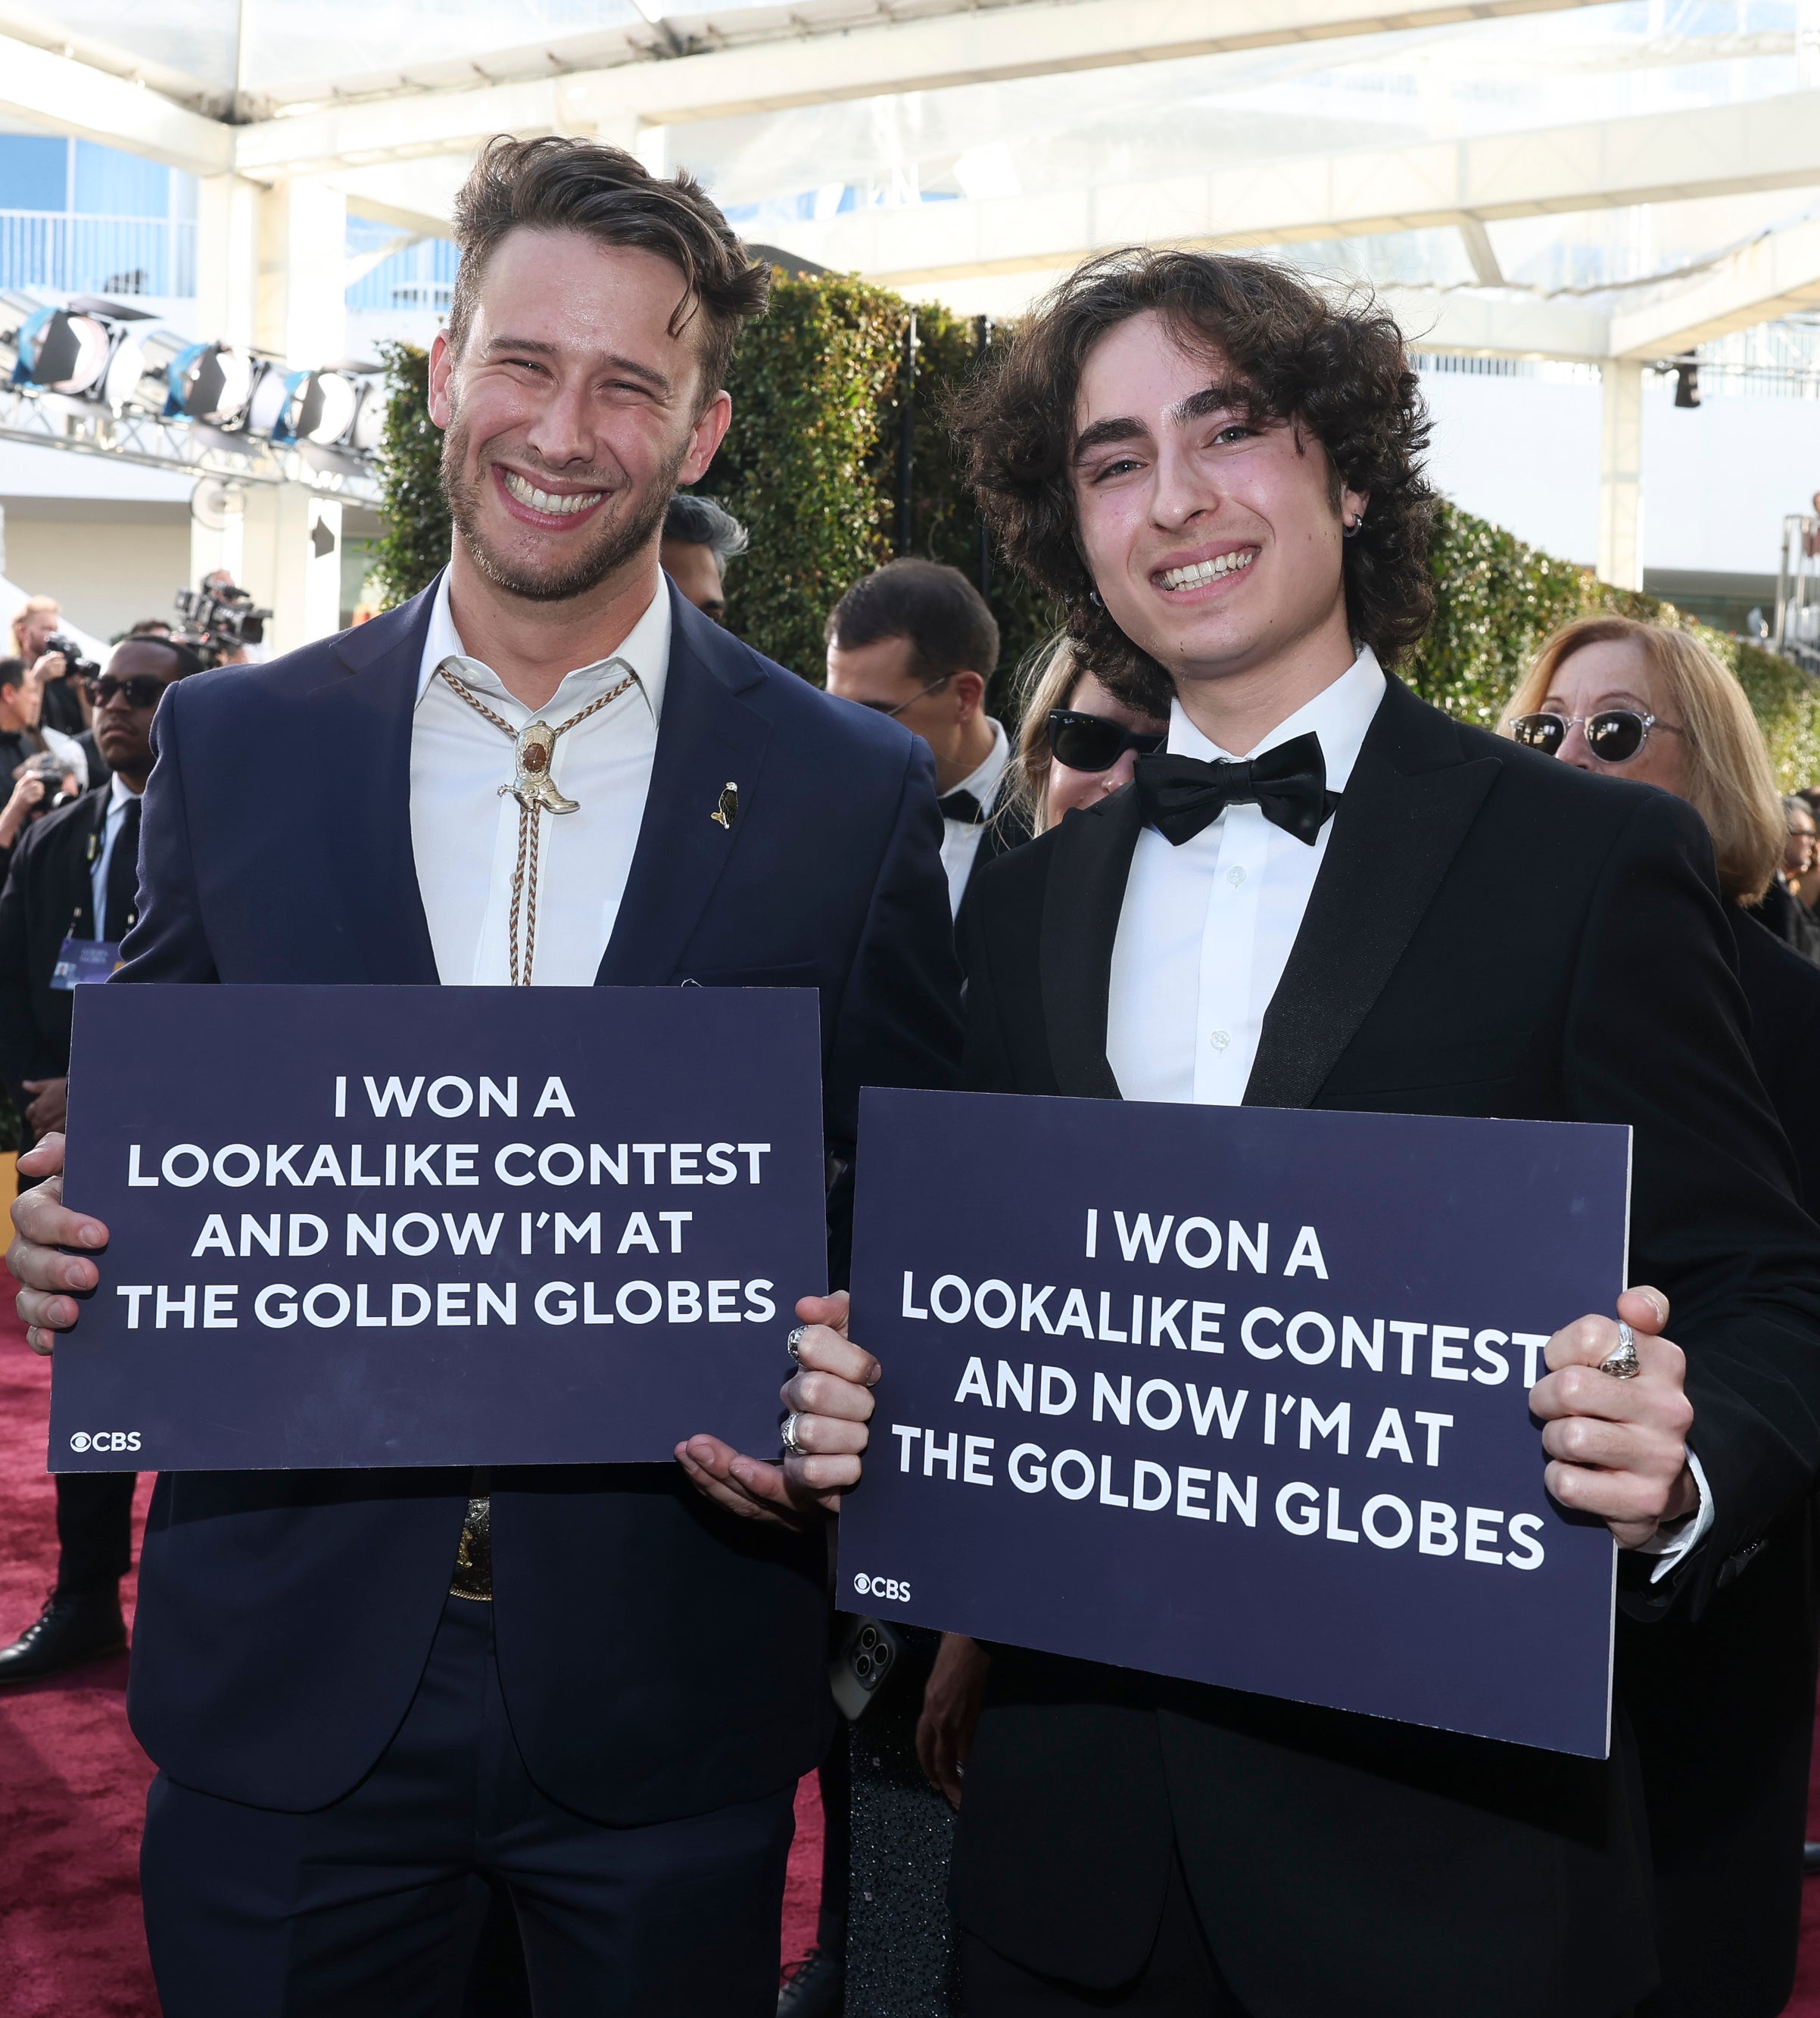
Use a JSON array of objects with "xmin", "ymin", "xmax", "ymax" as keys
[
  {"xmin": 659, "ymin": 494, "xmax": 748, "ymax": 624},
  {"xmin": 827, "ymin": 559, "xmax": 1029, "ymax": 916},
  {"xmin": 1502, "ymin": 612, "xmax": 1820, "ymax": 2018},
  {"xmin": 0, "ymin": 656, "xmax": 46, "ymax": 779},
  {"xmin": 1009, "ymin": 635, "xmax": 1170, "ymax": 833},
  {"xmin": 1750, "ymin": 794, "xmax": 1820, "ymax": 962},
  {"xmin": 0, "ymin": 632, "xmax": 202, "ymax": 1688},
  {"xmin": 10, "ymin": 595, "xmax": 58, "ymax": 667}
]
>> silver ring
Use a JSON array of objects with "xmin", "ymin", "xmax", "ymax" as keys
[
  {"xmin": 786, "ymin": 1325, "xmax": 807, "ymax": 1362},
  {"xmin": 1600, "ymin": 1320, "xmax": 1641, "ymax": 1380},
  {"xmin": 781, "ymin": 1412, "xmax": 804, "ymax": 1454}
]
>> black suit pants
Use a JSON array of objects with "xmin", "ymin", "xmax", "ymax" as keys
[
  {"xmin": 960, "ymin": 1856, "xmax": 1244, "ymax": 2016},
  {"xmin": 140, "ymin": 1594, "xmax": 796, "ymax": 2018},
  {"xmin": 56, "ymin": 1470, "xmax": 136, "ymax": 1594}
]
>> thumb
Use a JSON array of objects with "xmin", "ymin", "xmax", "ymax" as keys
[
  {"xmin": 1618, "ymin": 1284, "xmax": 1669, "ymax": 1334},
  {"xmin": 794, "ymin": 1288, "xmax": 850, "ymax": 1338}
]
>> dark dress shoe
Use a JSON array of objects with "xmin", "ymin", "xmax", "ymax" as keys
[
  {"xmin": 778, "ymin": 1945, "xmax": 844, "ymax": 2018},
  {"xmin": 0, "ymin": 1589, "xmax": 127, "ymax": 1683}
]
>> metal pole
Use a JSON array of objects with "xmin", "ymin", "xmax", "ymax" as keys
[
  {"xmin": 974, "ymin": 314, "xmax": 994, "ymax": 599},
  {"xmin": 895, "ymin": 312, "xmax": 918, "ymax": 556}
]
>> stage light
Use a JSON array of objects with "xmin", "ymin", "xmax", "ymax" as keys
[
  {"xmin": 1673, "ymin": 360, "xmax": 1701, "ymax": 409},
  {"xmin": 15, "ymin": 308, "xmax": 113, "ymax": 396},
  {"xmin": 244, "ymin": 363, "xmax": 295, "ymax": 439},
  {"xmin": 288, "ymin": 369, "xmax": 363, "ymax": 445},
  {"xmin": 167, "ymin": 341, "xmax": 257, "ymax": 425}
]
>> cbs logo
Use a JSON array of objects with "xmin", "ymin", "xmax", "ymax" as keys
[
  {"xmin": 852, "ymin": 1572, "xmax": 912, "ymax": 1602},
  {"xmin": 69, "ymin": 1431, "xmax": 142, "ymax": 1454}
]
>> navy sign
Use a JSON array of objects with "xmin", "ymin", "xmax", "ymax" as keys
[
  {"xmin": 51, "ymin": 985, "xmax": 827, "ymax": 1472},
  {"xmin": 837, "ymin": 1088, "xmax": 1628, "ymax": 1758}
]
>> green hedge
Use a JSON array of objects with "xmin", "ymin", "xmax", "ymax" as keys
[{"xmin": 370, "ymin": 291, "xmax": 1818, "ymax": 783}]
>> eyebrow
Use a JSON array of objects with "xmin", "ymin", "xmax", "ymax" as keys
[
  {"xmin": 1167, "ymin": 381, "xmax": 1254, "ymax": 426},
  {"xmin": 482, "ymin": 335, "xmax": 672, "ymax": 395},
  {"xmin": 1072, "ymin": 416, "xmax": 1148, "ymax": 462}
]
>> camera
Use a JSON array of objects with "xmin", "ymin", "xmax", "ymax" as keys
[
  {"xmin": 17, "ymin": 749, "xmax": 83, "ymax": 818},
  {"xmin": 40, "ymin": 633, "xmax": 99, "ymax": 683},
  {"xmin": 173, "ymin": 587, "xmax": 272, "ymax": 666}
]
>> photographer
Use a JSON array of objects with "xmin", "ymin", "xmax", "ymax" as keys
[
  {"xmin": 0, "ymin": 656, "xmax": 46, "ymax": 779},
  {"xmin": 30, "ymin": 634, "xmax": 97, "ymax": 737},
  {"xmin": 0, "ymin": 631, "xmax": 201, "ymax": 1686}
]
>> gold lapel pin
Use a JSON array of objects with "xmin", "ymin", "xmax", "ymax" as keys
[{"xmin": 711, "ymin": 781, "xmax": 738, "ymax": 830}]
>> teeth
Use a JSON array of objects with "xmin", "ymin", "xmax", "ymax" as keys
[
  {"xmin": 1160, "ymin": 550, "xmax": 1254, "ymax": 590},
  {"xmin": 503, "ymin": 470, "xmax": 603, "ymax": 516}
]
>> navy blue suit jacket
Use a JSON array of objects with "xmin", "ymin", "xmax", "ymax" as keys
[{"xmin": 117, "ymin": 577, "xmax": 963, "ymax": 1820}]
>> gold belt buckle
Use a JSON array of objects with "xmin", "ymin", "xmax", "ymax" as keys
[{"xmin": 450, "ymin": 1493, "xmax": 493, "ymax": 1601}]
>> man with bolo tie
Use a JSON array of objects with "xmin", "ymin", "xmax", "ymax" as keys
[
  {"xmin": 5, "ymin": 137, "xmax": 958, "ymax": 2016},
  {"xmin": 841, "ymin": 250, "xmax": 1820, "ymax": 2016}
]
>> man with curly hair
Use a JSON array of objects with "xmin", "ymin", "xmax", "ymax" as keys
[{"xmin": 908, "ymin": 251, "xmax": 1820, "ymax": 2015}]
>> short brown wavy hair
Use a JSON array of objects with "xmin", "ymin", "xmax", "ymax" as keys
[
  {"xmin": 449, "ymin": 135, "xmax": 769, "ymax": 398},
  {"xmin": 952, "ymin": 250, "xmax": 1437, "ymax": 712}
]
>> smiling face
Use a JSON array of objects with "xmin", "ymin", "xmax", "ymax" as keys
[
  {"xmin": 1068, "ymin": 311, "xmax": 1364, "ymax": 746},
  {"xmin": 427, "ymin": 229, "xmax": 731, "ymax": 606}
]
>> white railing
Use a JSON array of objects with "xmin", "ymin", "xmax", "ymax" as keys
[{"xmin": 0, "ymin": 211, "xmax": 196, "ymax": 298}]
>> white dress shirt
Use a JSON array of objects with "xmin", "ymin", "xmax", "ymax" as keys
[
  {"xmin": 939, "ymin": 716, "xmax": 1011, "ymax": 917},
  {"xmin": 410, "ymin": 572, "xmax": 671, "ymax": 988},
  {"xmin": 1104, "ymin": 644, "xmax": 1711, "ymax": 1574},
  {"xmin": 90, "ymin": 771, "xmax": 141, "ymax": 938}
]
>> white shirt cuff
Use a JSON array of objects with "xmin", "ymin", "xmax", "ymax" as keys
[{"xmin": 1635, "ymin": 1448, "xmax": 1714, "ymax": 1583}]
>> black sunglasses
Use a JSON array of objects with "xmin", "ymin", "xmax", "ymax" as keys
[
  {"xmin": 1047, "ymin": 708, "xmax": 1165, "ymax": 774},
  {"xmin": 1508, "ymin": 709, "xmax": 1678, "ymax": 765},
  {"xmin": 87, "ymin": 674, "xmax": 172, "ymax": 709}
]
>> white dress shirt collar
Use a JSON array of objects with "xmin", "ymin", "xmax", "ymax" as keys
[
  {"xmin": 108, "ymin": 770, "xmax": 139, "ymax": 814},
  {"xmin": 947, "ymin": 716, "xmax": 1011, "ymax": 811},
  {"xmin": 1167, "ymin": 644, "xmax": 1386, "ymax": 789},
  {"xmin": 416, "ymin": 568, "xmax": 672, "ymax": 725}
]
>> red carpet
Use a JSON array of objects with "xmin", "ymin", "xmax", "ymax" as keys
[{"xmin": 0, "ymin": 1311, "xmax": 824, "ymax": 2013}]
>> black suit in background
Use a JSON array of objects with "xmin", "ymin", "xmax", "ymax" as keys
[
  {"xmin": 0, "ymin": 785, "xmax": 139, "ymax": 1603},
  {"xmin": 951, "ymin": 676, "xmax": 1820, "ymax": 2018},
  {"xmin": 1622, "ymin": 905, "xmax": 1820, "ymax": 2018}
]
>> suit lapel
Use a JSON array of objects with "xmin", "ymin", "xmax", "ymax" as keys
[
  {"xmin": 305, "ymin": 583, "xmax": 440, "ymax": 984},
  {"xmin": 1039, "ymin": 786, "xmax": 1144, "ymax": 1098},
  {"xmin": 1243, "ymin": 679, "xmax": 1501, "ymax": 1108},
  {"xmin": 598, "ymin": 584, "xmax": 774, "ymax": 985}
]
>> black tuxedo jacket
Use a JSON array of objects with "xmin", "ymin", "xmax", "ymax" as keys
[
  {"xmin": 116, "ymin": 577, "xmax": 963, "ymax": 1821},
  {"xmin": 950, "ymin": 676, "xmax": 1820, "ymax": 2018},
  {"xmin": 0, "ymin": 783, "xmax": 110, "ymax": 1123}
]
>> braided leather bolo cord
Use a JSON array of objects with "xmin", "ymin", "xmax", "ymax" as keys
[
  {"xmin": 434, "ymin": 657, "xmax": 635, "ymax": 1597},
  {"xmin": 436, "ymin": 662, "xmax": 635, "ymax": 986}
]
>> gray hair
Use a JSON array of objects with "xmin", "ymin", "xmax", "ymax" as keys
[{"xmin": 663, "ymin": 494, "xmax": 750, "ymax": 573}]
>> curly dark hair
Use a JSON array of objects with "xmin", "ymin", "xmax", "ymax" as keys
[{"xmin": 950, "ymin": 249, "xmax": 1436, "ymax": 712}]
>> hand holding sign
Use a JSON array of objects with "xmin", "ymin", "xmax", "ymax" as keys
[
  {"xmin": 675, "ymin": 1289, "xmax": 880, "ymax": 1528},
  {"xmin": 1531, "ymin": 1285, "xmax": 1698, "ymax": 1548},
  {"xmin": 8, "ymin": 1131, "xmax": 105, "ymax": 1355}
]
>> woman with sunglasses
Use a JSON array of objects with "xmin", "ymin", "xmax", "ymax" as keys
[
  {"xmin": 1009, "ymin": 636, "xmax": 1170, "ymax": 833},
  {"xmin": 1505, "ymin": 612, "xmax": 1820, "ymax": 2018}
]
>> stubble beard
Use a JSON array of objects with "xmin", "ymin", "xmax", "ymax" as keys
[{"xmin": 441, "ymin": 411, "xmax": 687, "ymax": 606}]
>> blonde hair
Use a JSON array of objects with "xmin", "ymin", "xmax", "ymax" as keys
[
  {"xmin": 1501, "ymin": 615, "xmax": 1783, "ymax": 905},
  {"xmin": 10, "ymin": 596, "xmax": 58, "ymax": 659},
  {"xmin": 1011, "ymin": 634, "xmax": 1086, "ymax": 836}
]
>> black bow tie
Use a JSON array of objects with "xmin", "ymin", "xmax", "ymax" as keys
[
  {"xmin": 1133, "ymin": 731, "xmax": 1339, "ymax": 847},
  {"xmin": 938, "ymin": 788, "xmax": 989, "ymax": 825}
]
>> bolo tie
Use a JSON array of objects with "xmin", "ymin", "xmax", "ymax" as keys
[{"xmin": 435, "ymin": 655, "xmax": 635, "ymax": 1601}]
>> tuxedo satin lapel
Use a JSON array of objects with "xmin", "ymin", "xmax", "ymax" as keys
[
  {"xmin": 1244, "ymin": 683, "xmax": 1501, "ymax": 1109},
  {"xmin": 1039, "ymin": 787, "xmax": 1144, "ymax": 1099},
  {"xmin": 305, "ymin": 583, "xmax": 439, "ymax": 983},
  {"xmin": 598, "ymin": 586, "xmax": 773, "ymax": 985}
]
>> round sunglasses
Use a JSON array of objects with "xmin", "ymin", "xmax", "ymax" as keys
[
  {"xmin": 1047, "ymin": 708, "xmax": 1165, "ymax": 774},
  {"xmin": 1508, "ymin": 708, "xmax": 1679, "ymax": 765}
]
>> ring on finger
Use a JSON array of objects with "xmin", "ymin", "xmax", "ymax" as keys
[
  {"xmin": 781, "ymin": 1412, "xmax": 805, "ymax": 1455},
  {"xmin": 1599, "ymin": 1319, "xmax": 1641, "ymax": 1381},
  {"xmin": 786, "ymin": 1325, "xmax": 807, "ymax": 1362}
]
